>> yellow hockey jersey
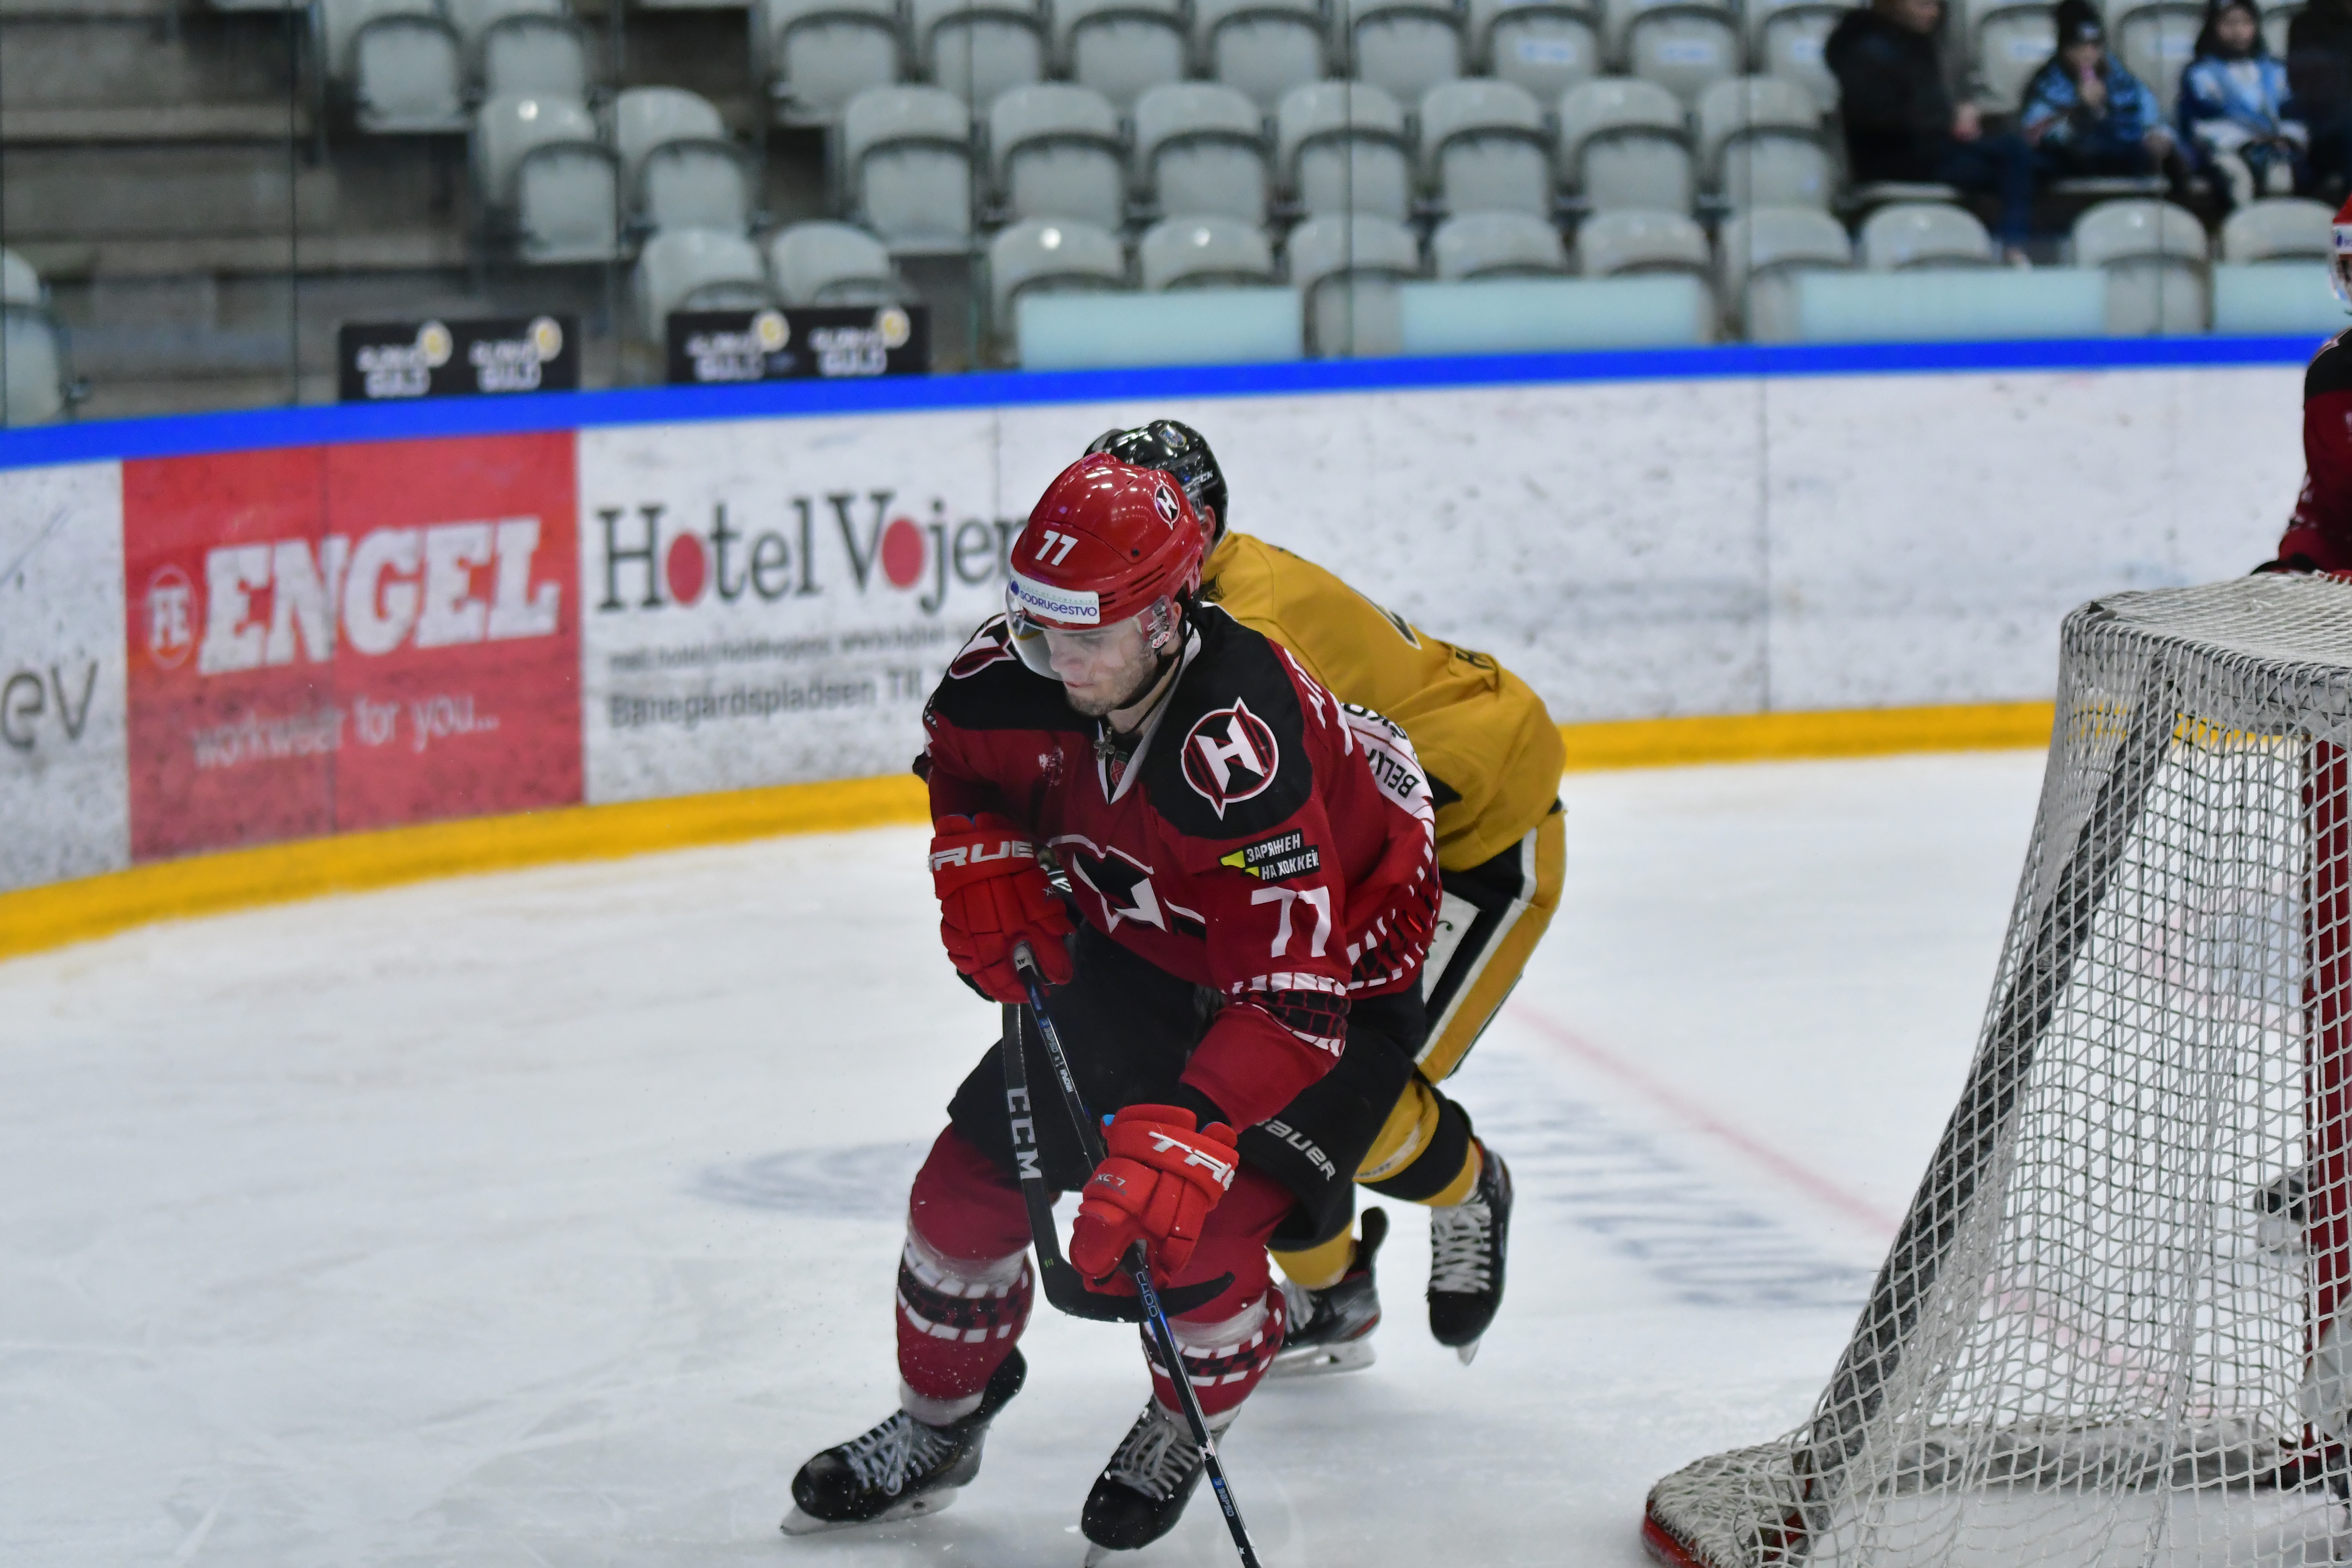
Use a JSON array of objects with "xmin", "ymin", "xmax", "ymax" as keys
[{"xmin": 1202, "ymin": 531, "xmax": 1564, "ymax": 872}]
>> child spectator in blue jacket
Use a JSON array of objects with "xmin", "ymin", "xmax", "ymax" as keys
[
  {"xmin": 2023, "ymin": 0, "xmax": 2184, "ymax": 182},
  {"xmin": 2179, "ymin": 0, "xmax": 2308, "ymax": 207}
]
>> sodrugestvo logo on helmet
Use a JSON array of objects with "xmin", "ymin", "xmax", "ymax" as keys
[{"xmin": 1008, "ymin": 570, "xmax": 1100, "ymax": 626}]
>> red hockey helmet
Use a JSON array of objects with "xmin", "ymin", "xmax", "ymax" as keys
[
  {"xmin": 1005, "ymin": 453, "xmax": 1207, "ymax": 677},
  {"xmin": 2333, "ymin": 194, "xmax": 2352, "ymax": 308}
]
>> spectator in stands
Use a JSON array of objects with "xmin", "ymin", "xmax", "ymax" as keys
[
  {"xmin": 2289, "ymin": 0, "xmax": 2352, "ymax": 194},
  {"xmin": 2179, "ymin": 0, "xmax": 2308, "ymax": 207},
  {"xmin": 1826, "ymin": 0, "xmax": 2035, "ymax": 260},
  {"xmin": 2020, "ymin": 0, "xmax": 2186, "ymax": 187}
]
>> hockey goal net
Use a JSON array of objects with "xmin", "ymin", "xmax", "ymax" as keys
[{"xmin": 1644, "ymin": 577, "xmax": 2352, "ymax": 1568}]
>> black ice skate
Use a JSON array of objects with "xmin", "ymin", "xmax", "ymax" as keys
[
  {"xmin": 1080, "ymin": 1396, "xmax": 1238, "ymax": 1565},
  {"xmin": 780, "ymin": 1349, "xmax": 1026, "ymax": 1535},
  {"xmin": 1428, "ymin": 1143, "xmax": 1512, "ymax": 1364},
  {"xmin": 1270, "ymin": 1206, "xmax": 1387, "ymax": 1378}
]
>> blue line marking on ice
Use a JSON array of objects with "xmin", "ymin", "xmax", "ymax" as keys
[{"xmin": 0, "ymin": 333, "xmax": 2323, "ymax": 473}]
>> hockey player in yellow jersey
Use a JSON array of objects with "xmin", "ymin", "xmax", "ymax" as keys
[{"xmin": 1083, "ymin": 420, "xmax": 1567, "ymax": 1370}]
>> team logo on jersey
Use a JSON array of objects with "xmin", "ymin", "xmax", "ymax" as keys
[
  {"xmin": 1181, "ymin": 700, "xmax": 1280, "ymax": 819},
  {"xmin": 947, "ymin": 621, "xmax": 1017, "ymax": 679},
  {"xmin": 1153, "ymin": 483, "xmax": 1179, "ymax": 526}
]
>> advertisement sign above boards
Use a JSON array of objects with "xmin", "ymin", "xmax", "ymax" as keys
[
  {"xmin": 0, "ymin": 463, "xmax": 130, "ymax": 894},
  {"xmin": 121, "ymin": 433, "xmax": 584, "ymax": 861},
  {"xmin": 338, "ymin": 316, "xmax": 580, "ymax": 401},
  {"xmin": 576, "ymin": 410, "xmax": 1003, "ymax": 806},
  {"xmin": 664, "ymin": 306, "xmax": 929, "ymax": 385}
]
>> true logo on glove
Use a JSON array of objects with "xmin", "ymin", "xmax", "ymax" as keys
[
  {"xmin": 930, "ymin": 837, "xmax": 1031, "ymax": 871},
  {"xmin": 1146, "ymin": 1131, "xmax": 1236, "ymax": 1190}
]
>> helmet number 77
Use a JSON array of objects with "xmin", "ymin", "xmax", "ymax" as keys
[{"xmin": 1034, "ymin": 530, "xmax": 1079, "ymax": 565}]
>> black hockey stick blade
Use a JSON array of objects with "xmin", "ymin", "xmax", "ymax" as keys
[{"xmin": 997, "ymin": 1000, "xmax": 1231, "ymax": 1323}]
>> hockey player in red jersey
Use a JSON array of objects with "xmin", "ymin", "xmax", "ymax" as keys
[
  {"xmin": 2265, "ymin": 196, "xmax": 2352, "ymax": 574},
  {"xmin": 782, "ymin": 455, "xmax": 1443, "ymax": 1557}
]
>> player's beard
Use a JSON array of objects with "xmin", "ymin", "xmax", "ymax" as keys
[{"xmin": 1064, "ymin": 641, "xmax": 1174, "ymax": 720}]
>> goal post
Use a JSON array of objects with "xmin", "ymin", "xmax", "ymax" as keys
[{"xmin": 1643, "ymin": 577, "xmax": 2352, "ymax": 1568}]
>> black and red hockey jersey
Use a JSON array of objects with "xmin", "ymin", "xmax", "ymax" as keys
[
  {"xmin": 920, "ymin": 604, "xmax": 1440, "ymax": 1132},
  {"xmin": 2278, "ymin": 327, "xmax": 2352, "ymax": 572}
]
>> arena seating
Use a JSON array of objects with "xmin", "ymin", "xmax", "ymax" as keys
[
  {"xmin": 2068, "ymin": 198, "xmax": 2208, "ymax": 334},
  {"xmin": 10, "ymin": 0, "xmax": 2341, "ymax": 416},
  {"xmin": 1717, "ymin": 203, "xmax": 1851, "ymax": 339}
]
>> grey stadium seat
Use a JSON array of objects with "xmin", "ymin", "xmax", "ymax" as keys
[
  {"xmin": 1858, "ymin": 200, "xmax": 1994, "ymax": 267},
  {"xmin": 614, "ymin": 88, "xmax": 753, "ymax": 234},
  {"xmin": 2221, "ymin": 197, "xmax": 2333, "ymax": 263},
  {"xmin": 474, "ymin": 94, "xmax": 621, "ymax": 261},
  {"xmin": 1340, "ymin": 0, "xmax": 1466, "ymax": 104},
  {"xmin": 326, "ymin": 0, "xmax": 467, "ymax": 133},
  {"xmin": 1277, "ymin": 81, "xmax": 1414, "ymax": 221},
  {"xmin": 2110, "ymin": 0, "xmax": 2203, "ymax": 114},
  {"xmin": 1574, "ymin": 206, "xmax": 1710, "ymax": 275},
  {"xmin": 1470, "ymin": 0, "xmax": 1601, "ymax": 101},
  {"xmin": 2, "ymin": 306, "xmax": 69, "ymax": 427},
  {"xmin": 2069, "ymin": 197, "xmax": 2208, "ymax": 334},
  {"xmin": 2, "ymin": 248, "xmax": 40, "ymax": 306},
  {"xmin": 1718, "ymin": 204, "xmax": 1848, "ymax": 339},
  {"xmin": 1432, "ymin": 208, "xmax": 1568, "ymax": 276},
  {"xmin": 637, "ymin": 229, "xmax": 776, "ymax": 335},
  {"xmin": 912, "ymin": 0, "xmax": 1048, "ymax": 109},
  {"xmin": 760, "ymin": 0, "xmax": 904, "ymax": 125},
  {"xmin": 1557, "ymin": 78, "xmax": 1692, "ymax": 213},
  {"xmin": 1286, "ymin": 211, "xmax": 1423, "ymax": 356},
  {"xmin": 1421, "ymin": 78, "xmax": 1553, "ymax": 215},
  {"xmin": 2263, "ymin": 0, "xmax": 2300, "ymax": 55},
  {"xmin": 447, "ymin": 0, "xmax": 593, "ymax": 99},
  {"xmin": 986, "ymin": 218, "xmax": 1128, "ymax": 346},
  {"xmin": 1696, "ymin": 75, "xmax": 1830, "ymax": 208},
  {"xmin": 0, "ymin": 250, "xmax": 68, "ymax": 427},
  {"xmin": 1607, "ymin": 0, "xmax": 1741, "ymax": 106},
  {"xmin": 1963, "ymin": 0, "xmax": 2055, "ymax": 113},
  {"xmin": 1058, "ymin": 0, "xmax": 1187, "ymax": 108},
  {"xmin": 1139, "ymin": 214, "xmax": 1279, "ymax": 288},
  {"xmin": 988, "ymin": 84, "xmax": 1126, "ymax": 229},
  {"xmin": 841, "ymin": 84, "xmax": 975, "ymax": 252},
  {"xmin": 1744, "ymin": 0, "xmax": 1851, "ymax": 110},
  {"xmin": 1132, "ymin": 82, "xmax": 1272, "ymax": 223},
  {"xmin": 1195, "ymin": 0, "xmax": 1329, "ymax": 112},
  {"xmin": 769, "ymin": 221, "xmax": 905, "ymax": 303}
]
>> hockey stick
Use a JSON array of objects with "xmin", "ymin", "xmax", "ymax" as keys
[
  {"xmin": 999, "ymin": 1007, "xmax": 1232, "ymax": 1325},
  {"xmin": 1013, "ymin": 943, "xmax": 1265, "ymax": 1568}
]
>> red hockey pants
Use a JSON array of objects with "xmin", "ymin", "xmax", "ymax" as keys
[{"xmin": 897, "ymin": 1125, "xmax": 1290, "ymax": 1418}]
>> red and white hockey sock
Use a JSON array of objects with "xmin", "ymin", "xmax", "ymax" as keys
[
  {"xmin": 1141, "ymin": 1285, "xmax": 1287, "ymax": 1420},
  {"xmin": 895, "ymin": 1225, "xmax": 1033, "ymax": 1425}
]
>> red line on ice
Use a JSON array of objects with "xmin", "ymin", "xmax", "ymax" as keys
[{"xmin": 1509, "ymin": 1005, "xmax": 1904, "ymax": 1236}]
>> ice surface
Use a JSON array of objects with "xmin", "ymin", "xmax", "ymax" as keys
[{"xmin": 0, "ymin": 751, "xmax": 2049, "ymax": 1566}]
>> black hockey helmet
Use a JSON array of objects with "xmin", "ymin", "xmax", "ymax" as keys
[{"xmin": 1082, "ymin": 420, "xmax": 1229, "ymax": 543}]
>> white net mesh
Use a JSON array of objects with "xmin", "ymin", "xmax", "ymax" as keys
[{"xmin": 1644, "ymin": 577, "xmax": 2352, "ymax": 1568}]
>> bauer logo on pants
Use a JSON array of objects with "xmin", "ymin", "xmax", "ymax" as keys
[{"xmin": 1181, "ymin": 700, "xmax": 1279, "ymax": 819}]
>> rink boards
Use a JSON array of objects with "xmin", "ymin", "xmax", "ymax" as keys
[{"xmin": 0, "ymin": 339, "xmax": 2314, "ymax": 896}]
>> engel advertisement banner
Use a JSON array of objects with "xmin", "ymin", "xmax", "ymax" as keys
[
  {"xmin": 0, "ymin": 358, "xmax": 2312, "ymax": 897},
  {"xmin": 120, "ymin": 434, "xmax": 581, "ymax": 862}
]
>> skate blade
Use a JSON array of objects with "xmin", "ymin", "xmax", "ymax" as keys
[
  {"xmin": 1083, "ymin": 1543, "xmax": 1124, "ymax": 1567},
  {"xmin": 779, "ymin": 1490, "xmax": 958, "ymax": 1537},
  {"xmin": 1456, "ymin": 1339, "xmax": 1481, "ymax": 1367},
  {"xmin": 1268, "ymin": 1338, "xmax": 1377, "ymax": 1379}
]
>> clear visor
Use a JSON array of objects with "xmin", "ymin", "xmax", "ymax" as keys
[{"xmin": 1005, "ymin": 589, "xmax": 1176, "ymax": 679}]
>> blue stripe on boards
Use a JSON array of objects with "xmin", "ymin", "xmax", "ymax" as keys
[{"xmin": 0, "ymin": 333, "xmax": 2325, "ymax": 473}]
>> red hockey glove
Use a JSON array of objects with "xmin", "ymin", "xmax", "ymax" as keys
[
  {"xmin": 1068, "ymin": 1105, "xmax": 1240, "ymax": 1285},
  {"xmin": 931, "ymin": 812, "xmax": 1073, "ymax": 1004}
]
